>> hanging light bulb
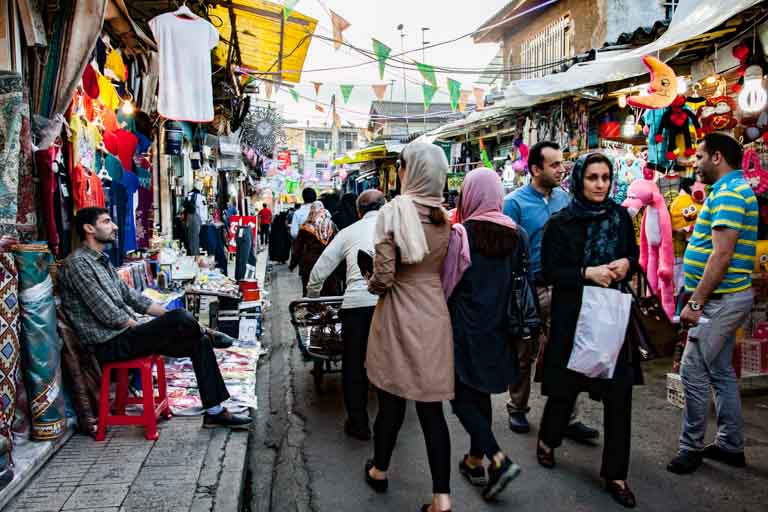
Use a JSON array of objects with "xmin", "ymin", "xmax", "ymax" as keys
[
  {"xmin": 618, "ymin": 94, "xmax": 627, "ymax": 108},
  {"xmin": 622, "ymin": 115, "xmax": 636, "ymax": 138},
  {"xmin": 121, "ymin": 92, "xmax": 135, "ymax": 116},
  {"xmin": 738, "ymin": 65, "xmax": 767, "ymax": 113},
  {"xmin": 677, "ymin": 77, "xmax": 688, "ymax": 95},
  {"xmin": 704, "ymin": 75, "xmax": 718, "ymax": 85}
]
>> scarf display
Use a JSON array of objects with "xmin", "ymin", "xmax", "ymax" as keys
[
  {"xmin": 568, "ymin": 155, "xmax": 623, "ymax": 267},
  {"xmin": 375, "ymin": 142, "xmax": 448, "ymax": 264},
  {"xmin": 0, "ymin": 72, "xmax": 24, "ymax": 238},
  {"xmin": 442, "ymin": 168, "xmax": 517, "ymax": 298},
  {"xmin": 301, "ymin": 201, "xmax": 335, "ymax": 245}
]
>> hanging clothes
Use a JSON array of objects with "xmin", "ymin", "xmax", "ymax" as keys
[
  {"xmin": 71, "ymin": 165, "xmax": 105, "ymax": 210},
  {"xmin": 121, "ymin": 171, "xmax": 139, "ymax": 253}
]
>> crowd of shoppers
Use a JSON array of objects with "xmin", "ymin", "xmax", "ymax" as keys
[{"xmin": 282, "ymin": 132, "xmax": 755, "ymax": 511}]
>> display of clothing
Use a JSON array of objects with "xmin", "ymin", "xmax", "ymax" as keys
[
  {"xmin": 103, "ymin": 128, "xmax": 138, "ymax": 173},
  {"xmin": 71, "ymin": 165, "xmax": 105, "ymax": 210},
  {"xmin": 149, "ymin": 13, "xmax": 219, "ymax": 122},
  {"xmin": 97, "ymin": 73, "xmax": 120, "ymax": 111},
  {"xmin": 121, "ymin": 171, "xmax": 139, "ymax": 253}
]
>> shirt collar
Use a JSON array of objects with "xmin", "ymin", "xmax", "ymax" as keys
[
  {"xmin": 79, "ymin": 245, "xmax": 110, "ymax": 264},
  {"xmin": 363, "ymin": 210, "xmax": 379, "ymax": 220},
  {"xmin": 713, "ymin": 169, "xmax": 744, "ymax": 189}
]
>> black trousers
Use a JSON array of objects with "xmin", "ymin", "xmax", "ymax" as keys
[
  {"xmin": 92, "ymin": 310, "xmax": 230, "ymax": 409},
  {"xmin": 373, "ymin": 388, "xmax": 451, "ymax": 494},
  {"xmin": 451, "ymin": 378, "xmax": 501, "ymax": 460},
  {"xmin": 339, "ymin": 307, "xmax": 375, "ymax": 429},
  {"xmin": 259, "ymin": 224, "xmax": 270, "ymax": 245},
  {"xmin": 539, "ymin": 384, "xmax": 633, "ymax": 480}
]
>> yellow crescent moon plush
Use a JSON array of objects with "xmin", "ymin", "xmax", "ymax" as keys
[{"xmin": 627, "ymin": 55, "xmax": 677, "ymax": 109}]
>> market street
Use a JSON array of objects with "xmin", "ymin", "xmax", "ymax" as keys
[{"xmin": 250, "ymin": 263, "xmax": 768, "ymax": 512}]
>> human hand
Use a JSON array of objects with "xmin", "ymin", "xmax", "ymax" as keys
[
  {"xmin": 124, "ymin": 319, "xmax": 139, "ymax": 328},
  {"xmin": 680, "ymin": 305, "xmax": 702, "ymax": 330},
  {"xmin": 585, "ymin": 265, "xmax": 617, "ymax": 287},
  {"xmin": 608, "ymin": 258, "xmax": 631, "ymax": 282}
]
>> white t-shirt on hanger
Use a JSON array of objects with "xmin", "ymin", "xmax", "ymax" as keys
[{"xmin": 149, "ymin": 13, "xmax": 219, "ymax": 122}]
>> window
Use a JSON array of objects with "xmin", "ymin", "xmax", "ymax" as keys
[
  {"xmin": 520, "ymin": 15, "xmax": 573, "ymax": 80},
  {"xmin": 662, "ymin": 0, "xmax": 680, "ymax": 20}
]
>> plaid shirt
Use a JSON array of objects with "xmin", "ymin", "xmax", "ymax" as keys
[{"xmin": 59, "ymin": 246, "xmax": 153, "ymax": 345}]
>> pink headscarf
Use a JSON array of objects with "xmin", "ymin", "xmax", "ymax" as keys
[{"xmin": 441, "ymin": 168, "xmax": 517, "ymax": 298}]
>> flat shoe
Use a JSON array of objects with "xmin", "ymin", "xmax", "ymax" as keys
[
  {"xmin": 537, "ymin": 444, "xmax": 556, "ymax": 469},
  {"xmin": 606, "ymin": 480, "xmax": 636, "ymax": 508},
  {"xmin": 365, "ymin": 459, "xmax": 388, "ymax": 493}
]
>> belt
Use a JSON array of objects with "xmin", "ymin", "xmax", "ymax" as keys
[{"xmin": 708, "ymin": 293, "xmax": 724, "ymax": 301}]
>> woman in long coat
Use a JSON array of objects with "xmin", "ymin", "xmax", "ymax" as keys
[
  {"xmin": 364, "ymin": 142, "xmax": 454, "ymax": 512},
  {"xmin": 289, "ymin": 202, "xmax": 340, "ymax": 296},
  {"xmin": 538, "ymin": 153, "xmax": 643, "ymax": 509}
]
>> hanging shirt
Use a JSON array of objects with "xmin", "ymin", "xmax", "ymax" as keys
[
  {"xmin": 105, "ymin": 49, "xmax": 127, "ymax": 81},
  {"xmin": 98, "ymin": 73, "xmax": 121, "ymax": 111},
  {"xmin": 121, "ymin": 171, "xmax": 139, "ymax": 253},
  {"xmin": 71, "ymin": 165, "xmax": 106, "ymax": 210},
  {"xmin": 149, "ymin": 13, "xmax": 219, "ymax": 122}
]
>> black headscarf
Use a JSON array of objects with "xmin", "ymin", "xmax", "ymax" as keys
[
  {"xmin": 332, "ymin": 193, "xmax": 358, "ymax": 230},
  {"xmin": 567, "ymin": 154, "xmax": 623, "ymax": 267}
]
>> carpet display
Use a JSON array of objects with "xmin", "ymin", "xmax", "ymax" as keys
[
  {"xmin": 0, "ymin": 253, "xmax": 20, "ymax": 459},
  {"xmin": 0, "ymin": 72, "xmax": 23, "ymax": 238}
]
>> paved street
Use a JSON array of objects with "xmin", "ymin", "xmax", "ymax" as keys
[{"xmin": 250, "ymin": 264, "xmax": 768, "ymax": 512}]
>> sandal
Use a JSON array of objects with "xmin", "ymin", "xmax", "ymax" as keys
[
  {"xmin": 364, "ymin": 459, "xmax": 388, "ymax": 493},
  {"xmin": 537, "ymin": 442, "xmax": 556, "ymax": 469}
]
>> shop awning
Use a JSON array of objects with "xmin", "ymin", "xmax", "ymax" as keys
[
  {"xmin": 503, "ymin": 0, "xmax": 763, "ymax": 107},
  {"xmin": 210, "ymin": 1, "xmax": 318, "ymax": 84},
  {"xmin": 333, "ymin": 145, "xmax": 395, "ymax": 165}
]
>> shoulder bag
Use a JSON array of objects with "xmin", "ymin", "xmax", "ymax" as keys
[
  {"xmin": 625, "ymin": 271, "xmax": 680, "ymax": 360},
  {"xmin": 508, "ymin": 243, "xmax": 541, "ymax": 342}
]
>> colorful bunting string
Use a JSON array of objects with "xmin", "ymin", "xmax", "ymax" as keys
[
  {"xmin": 447, "ymin": 78, "xmax": 461, "ymax": 112},
  {"xmin": 283, "ymin": 0, "xmax": 299, "ymax": 20},
  {"xmin": 417, "ymin": 62, "xmax": 437, "ymax": 87},
  {"xmin": 330, "ymin": 10, "xmax": 351, "ymax": 50},
  {"xmin": 312, "ymin": 82, "xmax": 322, "ymax": 95},
  {"xmin": 289, "ymin": 88, "xmax": 300, "ymax": 102},
  {"xmin": 372, "ymin": 39, "xmax": 392, "ymax": 80},
  {"xmin": 459, "ymin": 89, "xmax": 471, "ymax": 113},
  {"xmin": 340, "ymin": 84, "xmax": 354, "ymax": 104},
  {"xmin": 422, "ymin": 83, "xmax": 438, "ymax": 110},
  {"xmin": 473, "ymin": 87, "xmax": 485, "ymax": 111},
  {"xmin": 372, "ymin": 83, "xmax": 389, "ymax": 101}
]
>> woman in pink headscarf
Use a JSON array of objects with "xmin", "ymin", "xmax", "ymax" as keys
[{"xmin": 442, "ymin": 167, "xmax": 533, "ymax": 502}]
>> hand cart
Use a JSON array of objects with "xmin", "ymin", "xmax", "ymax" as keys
[{"xmin": 289, "ymin": 297, "xmax": 345, "ymax": 392}]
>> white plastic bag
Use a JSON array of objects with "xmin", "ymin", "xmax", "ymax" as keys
[{"xmin": 567, "ymin": 286, "xmax": 632, "ymax": 379}]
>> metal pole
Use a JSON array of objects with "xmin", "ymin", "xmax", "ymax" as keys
[
  {"xmin": 421, "ymin": 27, "xmax": 429, "ymax": 134},
  {"xmin": 398, "ymin": 25, "xmax": 409, "ymax": 138}
]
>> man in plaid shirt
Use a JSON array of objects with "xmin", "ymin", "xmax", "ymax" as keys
[{"xmin": 59, "ymin": 207, "xmax": 251, "ymax": 430}]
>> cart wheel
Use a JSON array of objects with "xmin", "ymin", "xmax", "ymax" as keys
[{"xmin": 313, "ymin": 360, "xmax": 324, "ymax": 393}]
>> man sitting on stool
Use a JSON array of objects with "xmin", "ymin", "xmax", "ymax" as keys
[{"xmin": 59, "ymin": 207, "xmax": 251, "ymax": 430}]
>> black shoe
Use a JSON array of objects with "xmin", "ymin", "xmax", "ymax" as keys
[
  {"xmin": 702, "ymin": 444, "xmax": 747, "ymax": 468},
  {"xmin": 202, "ymin": 408, "xmax": 252, "ymax": 430},
  {"xmin": 365, "ymin": 459, "xmax": 388, "ymax": 493},
  {"xmin": 209, "ymin": 331, "xmax": 236, "ymax": 349},
  {"xmin": 564, "ymin": 421, "xmax": 599, "ymax": 442},
  {"xmin": 344, "ymin": 420, "xmax": 371, "ymax": 441},
  {"xmin": 508, "ymin": 411, "xmax": 530, "ymax": 433},
  {"xmin": 458, "ymin": 455, "xmax": 487, "ymax": 486},
  {"xmin": 606, "ymin": 480, "xmax": 637, "ymax": 508},
  {"xmin": 666, "ymin": 450, "xmax": 703, "ymax": 474},
  {"xmin": 536, "ymin": 443, "xmax": 556, "ymax": 469},
  {"xmin": 482, "ymin": 457, "xmax": 521, "ymax": 501}
]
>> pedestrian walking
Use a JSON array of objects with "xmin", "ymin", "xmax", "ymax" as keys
[
  {"xmin": 269, "ymin": 210, "xmax": 291, "ymax": 264},
  {"xmin": 503, "ymin": 141, "xmax": 598, "ymax": 440},
  {"xmin": 258, "ymin": 203, "xmax": 272, "ymax": 246},
  {"xmin": 667, "ymin": 133, "xmax": 756, "ymax": 475},
  {"xmin": 537, "ymin": 153, "xmax": 642, "ymax": 508},
  {"xmin": 291, "ymin": 188, "xmax": 317, "ymax": 239},
  {"xmin": 442, "ymin": 168, "xmax": 526, "ymax": 501},
  {"xmin": 364, "ymin": 143, "xmax": 454, "ymax": 512},
  {"xmin": 332, "ymin": 192, "xmax": 359, "ymax": 230},
  {"xmin": 307, "ymin": 190, "xmax": 385, "ymax": 441},
  {"xmin": 289, "ymin": 201, "xmax": 339, "ymax": 297}
]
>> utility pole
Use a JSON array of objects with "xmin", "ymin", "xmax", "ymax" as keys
[
  {"xmin": 421, "ymin": 27, "xmax": 430, "ymax": 134},
  {"xmin": 331, "ymin": 93, "xmax": 339, "ymax": 164},
  {"xmin": 397, "ymin": 24, "xmax": 409, "ymax": 138}
]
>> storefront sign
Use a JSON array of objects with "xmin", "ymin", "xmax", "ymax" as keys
[
  {"xmin": 227, "ymin": 216, "xmax": 258, "ymax": 254},
  {"xmin": 277, "ymin": 151, "xmax": 291, "ymax": 171}
]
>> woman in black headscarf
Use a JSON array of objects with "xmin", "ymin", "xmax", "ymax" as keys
[
  {"xmin": 537, "ymin": 153, "xmax": 643, "ymax": 509},
  {"xmin": 332, "ymin": 193, "xmax": 359, "ymax": 230}
]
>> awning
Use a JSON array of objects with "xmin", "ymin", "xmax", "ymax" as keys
[
  {"xmin": 503, "ymin": 0, "xmax": 763, "ymax": 106},
  {"xmin": 210, "ymin": 1, "xmax": 317, "ymax": 84},
  {"xmin": 333, "ymin": 145, "xmax": 397, "ymax": 165}
]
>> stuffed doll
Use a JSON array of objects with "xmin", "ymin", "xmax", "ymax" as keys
[
  {"xmin": 669, "ymin": 191, "xmax": 702, "ymax": 234},
  {"xmin": 641, "ymin": 109, "xmax": 674, "ymax": 169},
  {"xmin": 622, "ymin": 178, "xmax": 676, "ymax": 319},
  {"xmin": 659, "ymin": 95, "xmax": 701, "ymax": 161},
  {"xmin": 698, "ymin": 96, "xmax": 738, "ymax": 134},
  {"xmin": 743, "ymin": 148, "xmax": 768, "ymax": 195}
]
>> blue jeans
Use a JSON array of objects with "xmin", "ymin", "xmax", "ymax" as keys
[{"xmin": 679, "ymin": 290, "xmax": 753, "ymax": 453}]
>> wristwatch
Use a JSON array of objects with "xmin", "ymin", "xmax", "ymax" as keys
[{"xmin": 687, "ymin": 300, "xmax": 703, "ymax": 312}]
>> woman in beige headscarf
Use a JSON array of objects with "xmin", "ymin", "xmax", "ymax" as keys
[{"xmin": 364, "ymin": 143, "xmax": 454, "ymax": 512}]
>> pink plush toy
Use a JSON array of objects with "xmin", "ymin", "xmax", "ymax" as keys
[{"xmin": 622, "ymin": 178, "xmax": 675, "ymax": 319}]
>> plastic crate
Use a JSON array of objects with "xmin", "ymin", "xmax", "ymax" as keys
[
  {"xmin": 667, "ymin": 373, "xmax": 685, "ymax": 409},
  {"xmin": 741, "ymin": 339, "xmax": 768, "ymax": 375}
]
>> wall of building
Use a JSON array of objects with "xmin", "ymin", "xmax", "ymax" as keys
[{"xmin": 604, "ymin": 0, "xmax": 667, "ymax": 45}]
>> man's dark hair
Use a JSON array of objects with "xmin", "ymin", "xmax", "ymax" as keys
[
  {"xmin": 703, "ymin": 132, "xmax": 743, "ymax": 169},
  {"xmin": 302, "ymin": 188, "xmax": 317, "ymax": 204},
  {"xmin": 75, "ymin": 207, "xmax": 109, "ymax": 241},
  {"xmin": 357, "ymin": 194, "xmax": 386, "ymax": 216},
  {"xmin": 528, "ymin": 141, "xmax": 560, "ymax": 173},
  {"xmin": 262, "ymin": 203, "xmax": 268, "ymax": 208}
]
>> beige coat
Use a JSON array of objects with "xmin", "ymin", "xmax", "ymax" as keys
[{"xmin": 366, "ymin": 205, "xmax": 454, "ymax": 402}]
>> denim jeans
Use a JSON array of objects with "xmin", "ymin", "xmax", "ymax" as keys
[{"xmin": 679, "ymin": 290, "xmax": 753, "ymax": 453}]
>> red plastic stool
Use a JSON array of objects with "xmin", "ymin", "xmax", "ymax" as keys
[{"xmin": 96, "ymin": 355, "xmax": 171, "ymax": 441}]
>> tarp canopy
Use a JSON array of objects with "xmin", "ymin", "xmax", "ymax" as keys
[
  {"xmin": 210, "ymin": 0, "xmax": 317, "ymax": 84},
  {"xmin": 504, "ymin": 0, "xmax": 764, "ymax": 107},
  {"xmin": 333, "ymin": 145, "xmax": 393, "ymax": 165}
]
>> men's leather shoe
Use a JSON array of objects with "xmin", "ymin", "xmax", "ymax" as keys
[
  {"xmin": 666, "ymin": 450, "xmax": 703, "ymax": 474},
  {"xmin": 508, "ymin": 412, "xmax": 530, "ymax": 433},
  {"xmin": 702, "ymin": 444, "xmax": 747, "ymax": 468},
  {"xmin": 203, "ymin": 409, "xmax": 252, "ymax": 430},
  {"xmin": 344, "ymin": 419, "xmax": 371, "ymax": 441},
  {"xmin": 209, "ymin": 331, "xmax": 236, "ymax": 349},
  {"xmin": 564, "ymin": 421, "xmax": 599, "ymax": 442},
  {"xmin": 606, "ymin": 480, "xmax": 636, "ymax": 508}
]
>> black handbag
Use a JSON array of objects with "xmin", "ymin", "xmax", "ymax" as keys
[
  {"xmin": 625, "ymin": 271, "xmax": 680, "ymax": 360},
  {"xmin": 508, "ymin": 244, "xmax": 541, "ymax": 342}
]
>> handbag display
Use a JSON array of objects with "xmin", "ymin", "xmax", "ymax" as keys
[
  {"xmin": 626, "ymin": 271, "xmax": 680, "ymax": 360},
  {"xmin": 508, "ymin": 244, "xmax": 541, "ymax": 342}
]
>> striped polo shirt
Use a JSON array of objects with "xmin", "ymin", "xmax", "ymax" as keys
[{"xmin": 684, "ymin": 170, "xmax": 758, "ymax": 294}]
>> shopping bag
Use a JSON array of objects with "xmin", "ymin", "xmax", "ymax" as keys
[
  {"xmin": 567, "ymin": 286, "xmax": 632, "ymax": 379},
  {"xmin": 626, "ymin": 272, "xmax": 679, "ymax": 359}
]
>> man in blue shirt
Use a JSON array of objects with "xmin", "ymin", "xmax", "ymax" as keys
[{"xmin": 503, "ymin": 141, "xmax": 598, "ymax": 441}]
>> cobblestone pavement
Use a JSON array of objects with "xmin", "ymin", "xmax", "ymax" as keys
[{"xmin": 4, "ymin": 418, "xmax": 248, "ymax": 512}]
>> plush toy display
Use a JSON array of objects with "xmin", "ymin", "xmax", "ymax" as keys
[
  {"xmin": 698, "ymin": 95, "xmax": 738, "ymax": 134},
  {"xmin": 627, "ymin": 56, "xmax": 677, "ymax": 109},
  {"xmin": 743, "ymin": 148, "xmax": 768, "ymax": 195},
  {"xmin": 622, "ymin": 179, "xmax": 676, "ymax": 319},
  {"xmin": 669, "ymin": 191, "xmax": 702, "ymax": 234},
  {"xmin": 642, "ymin": 109, "xmax": 674, "ymax": 169},
  {"xmin": 755, "ymin": 240, "xmax": 768, "ymax": 273},
  {"xmin": 659, "ymin": 95, "xmax": 701, "ymax": 161}
]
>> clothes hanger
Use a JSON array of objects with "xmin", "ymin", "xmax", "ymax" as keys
[{"xmin": 174, "ymin": 1, "xmax": 196, "ymax": 19}]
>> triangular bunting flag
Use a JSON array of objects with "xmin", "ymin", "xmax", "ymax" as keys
[
  {"xmin": 459, "ymin": 90, "xmax": 471, "ymax": 113},
  {"xmin": 330, "ymin": 10, "xmax": 351, "ymax": 50},
  {"xmin": 372, "ymin": 84, "xmax": 388, "ymax": 101},
  {"xmin": 448, "ymin": 78, "xmax": 461, "ymax": 112},
  {"xmin": 372, "ymin": 39, "xmax": 392, "ymax": 80},
  {"xmin": 422, "ymin": 83, "xmax": 438, "ymax": 111},
  {"xmin": 290, "ymin": 88, "xmax": 300, "ymax": 102},
  {"xmin": 312, "ymin": 82, "xmax": 322, "ymax": 95},
  {"xmin": 310, "ymin": 145, "xmax": 318, "ymax": 158},
  {"xmin": 283, "ymin": 0, "xmax": 299, "ymax": 20},
  {"xmin": 265, "ymin": 81, "xmax": 273, "ymax": 99},
  {"xmin": 417, "ymin": 62, "xmax": 437, "ymax": 87},
  {"xmin": 334, "ymin": 113, "xmax": 342, "ymax": 129},
  {"xmin": 315, "ymin": 103, "xmax": 325, "ymax": 113},
  {"xmin": 340, "ymin": 84, "xmax": 354, "ymax": 104},
  {"xmin": 473, "ymin": 87, "xmax": 485, "ymax": 111}
]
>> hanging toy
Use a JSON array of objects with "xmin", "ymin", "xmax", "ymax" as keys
[
  {"xmin": 742, "ymin": 148, "xmax": 768, "ymax": 195},
  {"xmin": 659, "ymin": 95, "xmax": 701, "ymax": 161},
  {"xmin": 627, "ymin": 56, "xmax": 678, "ymax": 109},
  {"xmin": 697, "ymin": 96, "xmax": 737, "ymax": 134}
]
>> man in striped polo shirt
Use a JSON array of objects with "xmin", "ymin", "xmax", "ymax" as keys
[{"xmin": 668, "ymin": 133, "xmax": 756, "ymax": 475}]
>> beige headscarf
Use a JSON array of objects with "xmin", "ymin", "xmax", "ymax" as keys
[{"xmin": 375, "ymin": 142, "xmax": 448, "ymax": 264}]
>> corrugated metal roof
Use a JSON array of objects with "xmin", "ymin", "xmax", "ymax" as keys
[{"xmin": 604, "ymin": 20, "xmax": 670, "ymax": 48}]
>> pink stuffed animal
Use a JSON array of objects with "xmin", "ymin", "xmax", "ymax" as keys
[{"xmin": 622, "ymin": 179, "xmax": 675, "ymax": 319}]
